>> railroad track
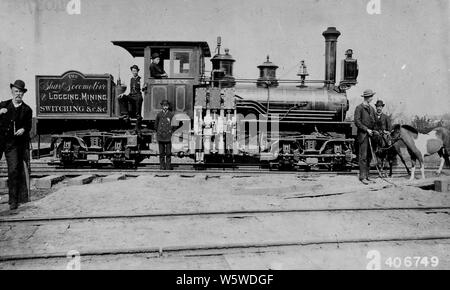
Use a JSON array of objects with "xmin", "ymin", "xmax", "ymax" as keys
[
  {"xmin": 0, "ymin": 160, "xmax": 435, "ymax": 177},
  {"xmin": 1, "ymin": 206, "xmax": 450, "ymax": 263},
  {"xmin": 2, "ymin": 205, "xmax": 450, "ymax": 224}
]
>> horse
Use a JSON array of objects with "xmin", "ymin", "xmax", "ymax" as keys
[
  {"xmin": 390, "ymin": 125, "xmax": 450, "ymax": 180},
  {"xmin": 372, "ymin": 131, "xmax": 410, "ymax": 177}
]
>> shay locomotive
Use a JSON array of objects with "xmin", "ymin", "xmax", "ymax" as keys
[{"xmin": 36, "ymin": 27, "xmax": 359, "ymax": 170}]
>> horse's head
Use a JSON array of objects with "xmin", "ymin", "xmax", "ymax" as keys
[{"xmin": 390, "ymin": 124, "xmax": 402, "ymax": 140}]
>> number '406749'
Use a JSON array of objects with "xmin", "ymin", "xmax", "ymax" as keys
[{"xmin": 384, "ymin": 256, "xmax": 439, "ymax": 269}]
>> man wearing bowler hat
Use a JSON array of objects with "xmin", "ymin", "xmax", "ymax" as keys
[
  {"xmin": 374, "ymin": 100, "xmax": 391, "ymax": 134},
  {"xmin": 354, "ymin": 89, "xmax": 377, "ymax": 185},
  {"xmin": 119, "ymin": 65, "xmax": 144, "ymax": 125},
  {"xmin": 0, "ymin": 80, "xmax": 33, "ymax": 210},
  {"xmin": 149, "ymin": 53, "xmax": 168, "ymax": 79},
  {"xmin": 155, "ymin": 100, "xmax": 175, "ymax": 170}
]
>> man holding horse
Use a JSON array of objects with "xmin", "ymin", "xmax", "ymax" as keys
[{"xmin": 354, "ymin": 89, "xmax": 377, "ymax": 184}]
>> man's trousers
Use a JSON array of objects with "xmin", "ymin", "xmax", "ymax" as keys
[
  {"xmin": 5, "ymin": 144, "xmax": 30, "ymax": 207},
  {"xmin": 158, "ymin": 141, "xmax": 172, "ymax": 170},
  {"xmin": 358, "ymin": 135, "xmax": 372, "ymax": 180},
  {"xmin": 119, "ymin": 94, "xmax": 143, "ymax": 118}
]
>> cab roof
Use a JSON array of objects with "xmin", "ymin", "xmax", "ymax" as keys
[{"xmin": 112, "ymin": 41, "xmax": 211, "ymax": 57}]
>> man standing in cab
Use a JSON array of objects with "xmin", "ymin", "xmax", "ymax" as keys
[
  {"xmin": 149, "ymin": 53, "xmax": 168, "ymax": 79},
  {"xmin": 0, "ymin": 80, "xmax": 33, "ymax": 210},
  {"xmin": 354, "ymin": 89, "xmax": 377, "ymax": 185}
]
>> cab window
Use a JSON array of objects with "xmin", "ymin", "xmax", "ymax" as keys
[{"xmin": 170, "ymin": 49, "xmax": 193, "ymax": 78}]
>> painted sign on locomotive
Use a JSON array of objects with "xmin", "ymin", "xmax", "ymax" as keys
[{"xmin": 36, "ymin": 71, "xmax": 113, "ymax": 118}]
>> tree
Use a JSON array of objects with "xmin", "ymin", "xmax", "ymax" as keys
[{"xmin": 410, "ymin": 115, "xmax": 443, "ymax": 133}]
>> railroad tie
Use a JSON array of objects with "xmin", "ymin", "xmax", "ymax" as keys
[
  {"xmin": 36, "ymin": 175, "xmax": 65, "ymax": 189},
  {"xmin": 101, "ymin": 174, "xmax": 127, "ymax": 183},
  {"xmin": 68, "ymin": 175, "xmax": 96, "ymax": 186}
]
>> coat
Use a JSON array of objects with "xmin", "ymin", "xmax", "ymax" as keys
[
  {"xmin": 155, "ymin": 110, "xmax": 175, "ymax": 142},
  {"xmin": 374, "ymin": 113, "xmax": 391, "ymax": 132},
  {"xmin": 150, "ymin": 63, "xmax": 167, "ymax": 79},
  {"xmin": 0, "ymin": 99, "xmax": 32, "ymax": 149},
  {"xmin": 354, "ymin": 103, "xmax": 376, "ymax": 143}
]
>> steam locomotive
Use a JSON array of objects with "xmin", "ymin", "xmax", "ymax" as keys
[{"xmin": 36, "ymin": 27, "xmax": 359, "ymax": 170}]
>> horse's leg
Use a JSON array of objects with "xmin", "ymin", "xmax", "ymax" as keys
[
  {"xmin": 394, "ymin": 142, "xmax": 410, "ymax": 176},
  {"xmin": 406, "ymin": 141, "xmax": 425, "ymax": 180},
  {"xmin": 406, "ymin": 147, "xmax": 416, "ymax": 180},
  {"xmin": 419, "ymin": 154, "xmax": 426, "ymax": 179},
  {"xmin": 398, "ymin": 153, "xmax": 410, "ymax": 175},
  {"xmin": 436, "ymin": 148, "xmax": 445, "ymax": 175},
  {"xmin": 410, "ymin": 160, "xmax": 416, "ymax": 181}
]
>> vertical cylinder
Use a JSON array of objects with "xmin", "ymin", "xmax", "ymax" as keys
[{"xmin": 322, "ymin": 27, "xmax": 341, "ymax": 88}]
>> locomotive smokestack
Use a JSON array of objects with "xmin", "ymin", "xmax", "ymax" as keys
[{"xmin": 322, "ymin": 27, "xmax": 341, "ymax": 89}]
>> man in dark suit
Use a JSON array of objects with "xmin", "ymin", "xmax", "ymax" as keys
[
  {"xmin": 0, "ymin": 80, "xmax": 33, "ymax": 210},
  {"xmin": 374, "ymin": 100, "xmax": 391, "ymax": 133},
  {"xmin": 354, "ymin": 89, "xmax": 377, "ymax": 184},
  {"xmin": 155, "ymin": 100, "xmax": 176, "ymax": 170},
  {"xmin": 149, "ymin": 53, "xmax": 168, "ymax": 79}
]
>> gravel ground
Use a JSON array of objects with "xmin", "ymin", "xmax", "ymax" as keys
[{"xmin": 1, "ymin": 170, "xmax": 449, "ymax": 269}]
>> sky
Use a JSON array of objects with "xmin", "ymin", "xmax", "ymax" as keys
[{"xmin": 0, "ymin": 0, "xmax": 448, "ymax": 119}]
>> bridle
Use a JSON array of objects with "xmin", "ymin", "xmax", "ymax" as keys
[
  {"xmin": 368, "ymin": 130, "xmax": 402, "ymax": 185},
  {"xmin": 374, "ymin": 130, "xmax": 402, "ymax": 153}
]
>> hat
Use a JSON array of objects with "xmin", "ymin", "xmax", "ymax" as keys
[
  {"xmin": 130, "ymin": 65, "xmax": 140, "ymax": 71},
  {"xmin": 151, "ymin": 53, "xmax": 160, "ymax": 59},
  {"xmin": 361, "ymin": 89, "xmax": 376, "ymax": 98},
  {"xmin": 160, "ymin": 99, "xmax": 170, "ymax": 106},
  {"xmin": 375, "ymin": 100, "xmax": 385, "ymax": 107},
  {"xmin": 10, "ymin": 80, "xmax": 27, "ymax": 93}
]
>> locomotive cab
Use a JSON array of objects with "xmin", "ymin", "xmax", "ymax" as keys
[{"xmin": 112, "ymin": 41, "xmax": 211, "ymax": 121}]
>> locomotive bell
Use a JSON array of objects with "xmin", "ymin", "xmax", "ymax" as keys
[
  {"xmin": 297, "ymin": 60, "xmax": 309, "ymax": 88},
  {"xmin": 257, "ymin": 55, "xmax": 279, "ymax": 88}
]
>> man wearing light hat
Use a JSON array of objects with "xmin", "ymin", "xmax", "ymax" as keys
[
  {"xmin": 354, "ymin": 89, "xmax": 377, "ymax": 184},
  {"xmin": 0, "ymin": 80, "xmax": 33, "ymax": 210}
]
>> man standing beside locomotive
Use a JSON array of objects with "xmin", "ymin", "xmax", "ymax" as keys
[
  {"xmin": 149, "ymin": 53, "xmax": 168, "ymax": 79},
  {"xmin": 119, "ymin": 65, "xmax": 145, "ymax": 125},
  {"xmin": 0, "ymin": 80, "xmax": 33, "ymax": 210},
  {"xmin": 354, "ymin": 89, "xmax": 377, "ymax": 185},
  {"xmin": 155, "ymin": 100, "xmax": 175, "ymax": 170},
  {"xmin": 374, "ymin": 100, "xmax": 391, "ymax": 133}
]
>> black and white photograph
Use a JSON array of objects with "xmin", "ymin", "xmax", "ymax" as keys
[{"xmin": 0, "ymin": 0, "xmax": 449, "ymax": 274}]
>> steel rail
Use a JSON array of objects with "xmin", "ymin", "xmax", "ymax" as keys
[
  {"xmin": 1, "ymin": 206, "xmax": 449, "ymax": 224},
  {"xmin": 1, "ymin": 235, "xmax": 449, "ymax": 262}
]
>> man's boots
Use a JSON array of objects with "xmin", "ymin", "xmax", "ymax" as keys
[
  {"xmin": 166, "ymin": 156, "xmax": 172, "ymax": 170},
  {"xmin": 159, "ymin": 156, "xmax": 166, "ymax": 170}
]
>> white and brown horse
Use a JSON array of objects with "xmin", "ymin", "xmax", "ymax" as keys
[{"xmin": 391, "ymin": 125, "xmax": 450, "ymax": 180}]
